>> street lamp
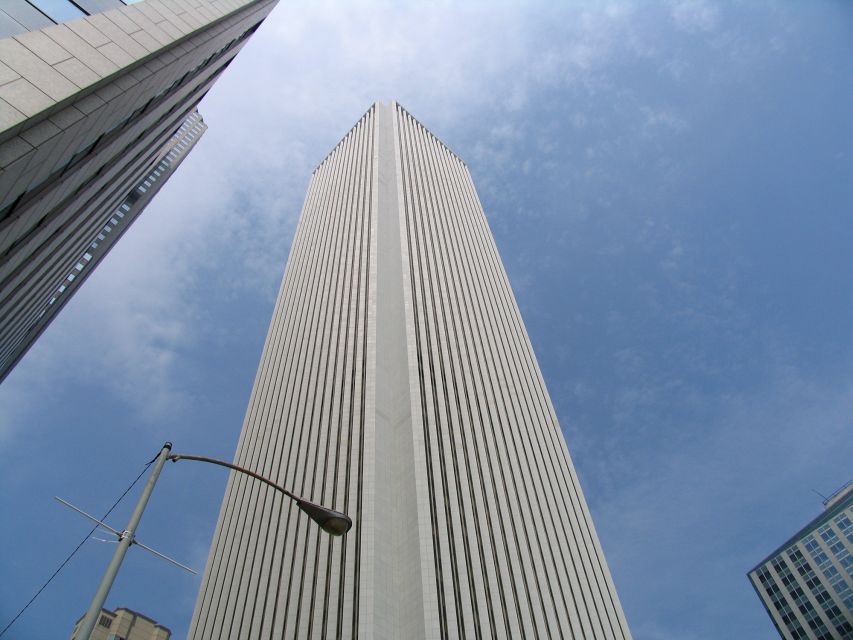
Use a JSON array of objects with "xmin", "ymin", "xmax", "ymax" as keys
[
  {"xmin": 167, "ymin": 452, "xmax": 352, "ymax": 535},
  {"xmin": 73, "ymin": 442, "xmax": 350, "ymax": 640}
]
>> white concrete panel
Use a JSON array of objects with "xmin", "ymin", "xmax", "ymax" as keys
[
  {"xmin": 0, "ymin": 0, "xmax": 280, "ymax": 381},
  {"xmin": 190, "ymin": 102, "xmax": 632, "ymax": 639}
]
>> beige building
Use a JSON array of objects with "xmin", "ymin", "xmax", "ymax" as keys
[
  {"xmin": 749, "ymin": 481, "xmax": 853, "ymax": 639},
  {"xmin": 0, "ymin": 0, "xmax": 279, "ymax": 383},
  {"xmin": 70, "ymin": 606, "xmax": 170, "ymax": 640},
  {"xmin": 190, "ymin": 102, "xmax": 631, "ymax": 638}
]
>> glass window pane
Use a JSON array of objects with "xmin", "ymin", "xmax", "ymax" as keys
[
  {"xmin": 25, "ymin": 0, "xmax": 85, "ymax": 22},
  {"xmin": 75, "ymin": 0, "xmax": 125, "ymax": 13}
]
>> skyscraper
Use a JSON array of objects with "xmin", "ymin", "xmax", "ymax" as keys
[
  {"xmin": 748, "ymin": 481, "xmax": 853, "ymax": 639},
  {"xmin": 0, "ymin": 0, "xmax": 278, "ymax": 382},
  {"xmin": 191, "ymin": 102, "xmax": 631, "ymax": 638}
]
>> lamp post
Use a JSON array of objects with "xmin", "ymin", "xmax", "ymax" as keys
[
  {"xmin": 166, "ymin": 453, "xmax": 352, "ymax": 535},
  {"xmin": 75, "ymin": 442, "xmax": 350, "ymax": 640}
]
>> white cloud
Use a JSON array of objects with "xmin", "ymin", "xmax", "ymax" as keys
[
  {"xmin": 593, "ymin": 364, "xmax": 853, "ymax": 592},
  {"xmin": 4, "ymin": 1, "xmax": 541, "ymax": 429}
]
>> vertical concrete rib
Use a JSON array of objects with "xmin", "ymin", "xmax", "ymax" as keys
[
  {"xmin": 190, "ymin": 102, "xmax": 631, "ymax": 639},
  {"xmin": 369, "ymin": 102, "xmax": 430, "ymax": 639},
  {"xmin": 422, "ymin": 133, "xmax": 520, "ymax": 639}
]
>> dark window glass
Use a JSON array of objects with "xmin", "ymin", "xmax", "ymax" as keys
[
  {"xmin": 74, "ymin": 0, "xmax": 124, "ymax": 13},
  {"xmin": 25, "ymin": 0, "xmax": 85, "ymax": 21}
]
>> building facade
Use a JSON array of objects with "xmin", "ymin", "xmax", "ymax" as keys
[
  {"xmin": 0, "ymin": 0, "xmax": 278, "ymax": 382},
  {"xmin": 749, "ymin": 481, "xmax": 853, "ymax": 639},
  {"xmin": 190, "ymin": 102, "xmax": 631, "ymax": 639},
  {"xmin": 70, "ymin": 606, "xmax": 171, "ymax": 640}
]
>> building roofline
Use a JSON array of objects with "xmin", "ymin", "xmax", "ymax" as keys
[
  {"xmin": 394, "ymin": 102, "xmax": 467, "ymax": 167},
  {"xmin": 311, "ymin": 101, "xmax": 467, "ymax": 176},
  {"xmin": 824, "ymin": 478, "xmax": 853, "ymax": 508},
  {"xmin": 311, "ymin": 103, "xmax": 377, "ymax": 175},
  {"xmin": 747, "ymin": 480, "xmax": 853, "ymax": 574},
  {"xmin": 73, "ymin": 607, "xmax": 171, "ymax": 634}
]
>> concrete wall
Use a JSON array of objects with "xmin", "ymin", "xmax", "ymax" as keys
[
  {"xmin": 190, "ymin": 102, "xmax": 632, "ymax": 639},
  {"xmin": 0, "ymin": 0, "xmax": 278, "ymax": 381}
]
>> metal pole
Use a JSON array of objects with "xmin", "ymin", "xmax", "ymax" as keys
[
  {"xmin": 168, "ymin": 453, "xmax": 352, "ymax": 536},
  {"xmin": 168, "ymin": 453, "xmax": 297, "ymax": 500},
  {"xmin": 76, "ymin": 442, "xmax": 172, "ymax": 640}
]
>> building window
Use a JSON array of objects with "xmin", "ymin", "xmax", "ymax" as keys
[
  {"xmin": 98, "ymin": 614, "xmax": 112, "ymax": 628},
  {"xmin": 26, "ymin": 0, "xmax": 85, "ymax": 22}
]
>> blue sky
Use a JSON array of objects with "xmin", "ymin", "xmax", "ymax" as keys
[{"xmin": 1, "ymin": 1, "xmax": 852, "ymax": 638}]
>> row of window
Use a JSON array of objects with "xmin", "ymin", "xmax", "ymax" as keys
[
  {"xmin": 25, "ymin": 0, "xmax": 141, "ymax": 24},
  {"xmin": 756, "ymin": 564, "xmax": 851, "ymax": 639},
  {"xmin": 802, "ymin": 531, "xmax": 853, "ymax": 637},
  {"xmin": 837, "ymin": 513, "xmax": 853, "ymax": 542},
  {"xmin": 39, "ymin": 121, "xmax": 189, "ymax": 317},
  {"xmin": 768, "ymin": 544, "xmax": 853, "ymax": 639},
  {"xmin": 755, "ymin": 507, "xmax": 853, "ymax": 640},
  {"xmin": 818, "ymin": 517, "xmax": 853, "ymax": 580},
  {"xmin": 757, "ymin": 565, "xmax": 806, "ymax": 636},
  {"xmin": 4, "ymin": 10, "xmax": 243, "ymax": 225}
]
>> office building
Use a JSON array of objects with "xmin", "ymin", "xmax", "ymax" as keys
[
  {"xmin": 190, "ymin": 102, "xmax": 631, "ymax": 638},
  {"xmin": 0, "ymin": 0, "xmax": 278, "ymax": 382},
  {"xmin": 749, "ymin": 481, "xmax": 853, "ymax": 639},
  {"xmin": 70, "ymin": 606, "xmax": 171, "ymax": 640}
]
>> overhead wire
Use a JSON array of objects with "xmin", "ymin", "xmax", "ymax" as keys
[{"xmin": 0, "ymin": 456, "xmax": 156, "ymax": 638}]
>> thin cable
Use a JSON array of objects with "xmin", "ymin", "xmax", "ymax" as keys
[{"xmin": 0, "ymin": 457, "xmax": 155, "ymax": 638}]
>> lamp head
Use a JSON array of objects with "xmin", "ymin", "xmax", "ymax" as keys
[{"xmin": 295, "ymin": 498, "xmax": 352, "ymax": 536}]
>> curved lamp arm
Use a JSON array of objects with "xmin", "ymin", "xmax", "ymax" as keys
[{"xmin": 168, "ymin": 453, "xmax": 352, "ymax": 536}]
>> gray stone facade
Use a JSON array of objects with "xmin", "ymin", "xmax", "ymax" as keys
[
  {"xmin": 190, "ymin": 102, "xmax": 632, "ymax": 639},
  {"xmin": 0, "ymin": 0, "xmax": 278, "ymax": 382}
]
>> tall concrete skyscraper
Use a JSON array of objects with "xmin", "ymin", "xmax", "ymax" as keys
[
  {"xmin": 0, "ymin": 0, "xmax": 278, "ymax": 382},
  {"xmin": 191, "ymin": 102, "xmax": 630, "ymax": 639}
]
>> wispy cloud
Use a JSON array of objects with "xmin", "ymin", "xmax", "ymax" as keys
[
  {"xmin": 4, "ymin": 0, "xmax": 672, "ymax": 427},
  {"xmin": 2, "ymin": 2, "xmax": 845, "ymax": 638},
  {"xmin": 587, "ymin": 364, "xmax": 853, "ymax": 638},
  {"xmin": 670, "ymin": 0, "xmax": 720, "ymax": 34}
]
